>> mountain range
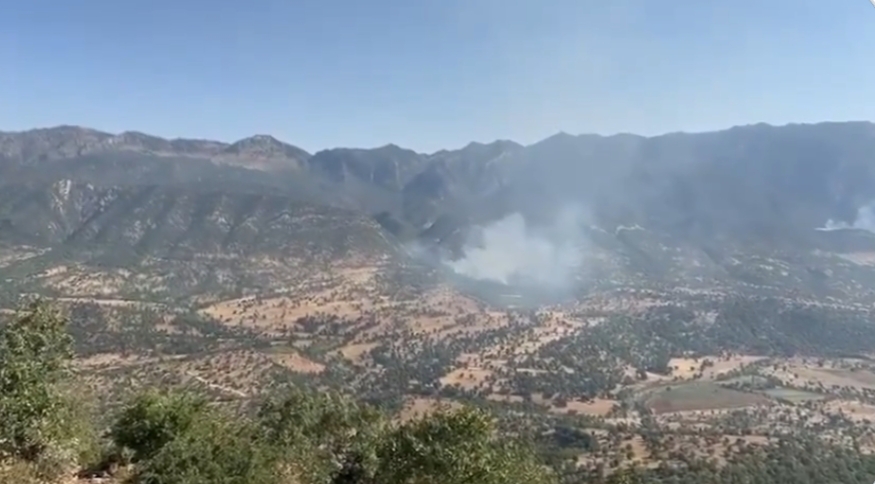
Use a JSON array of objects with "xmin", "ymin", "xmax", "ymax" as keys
[{"xmin": 3, "ymin": 121, "xmax": 875, "ymax": 306}]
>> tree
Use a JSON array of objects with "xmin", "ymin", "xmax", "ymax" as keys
[
  {"xmin": 0, "ymin": 299, "xmax": 74, "ymax": 461},
  {"xmin": 375, "ymin": 407, "xmax": 555, "ymax": 484},
  {"xmin": 110, "ymin": 389, "xmax": 209, "ymax": 462},
  {"xmin": 256, "ymin": 389, "xmax": 386, "ymax": 484},
  {"xmin": 133, "ymin": 411, "xmax": 280, "ymax": 484}
]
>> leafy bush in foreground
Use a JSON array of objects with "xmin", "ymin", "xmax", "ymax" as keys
[
  {"xmin": 132, "ymin": 410, "xmax": 280, "ymax": 484},
  {"xmin": 0, "ymin": 299, "xmax": 95, "ymax": 479},
  {"xmin": 110, "ymin": 390, "xmax": 209, "ymax": 463}
]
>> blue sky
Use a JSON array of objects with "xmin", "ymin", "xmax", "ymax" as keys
[{"xmin": 2, "ymin": 0, "xmax": 874, "ymax": 152}]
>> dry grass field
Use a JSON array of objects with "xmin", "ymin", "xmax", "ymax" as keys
[
  {"xmin": 824, "ymin": 400, "xmax": 875, "ymax": 422},
  {"xmin": 761, "ymin": 358, "xmax": 875, "ymax": 391},
  {"xmin": 668, "ymin": 355, "xmax": 766, "ymax": 380},
  {"xmin": 549, "ymin": 397, "xmax": 618, "ymax": 416}
]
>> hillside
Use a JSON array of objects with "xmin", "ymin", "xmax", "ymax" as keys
[
  {"xmin": 5, "ymin": 122, "xmax": 875, "ymax": 482},
  {"xmin": 5, "ymin": 123, "xmax": 875, "ymax": 305},
  {"xmin": 0, "ymin": 181, "xmax": 404, "ymax": 306}
]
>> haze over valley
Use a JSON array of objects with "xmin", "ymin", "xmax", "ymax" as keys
[{"xmin": 6, "ymin": 1, "xmax": 875, "ymax": 483}]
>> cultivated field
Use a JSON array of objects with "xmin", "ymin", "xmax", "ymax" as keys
[{"xmin": 642, "ymin": 382, "xmax": 772, "ymax": 414}]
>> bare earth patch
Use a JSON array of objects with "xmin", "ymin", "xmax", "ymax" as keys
[
  {"xmin": 265, "ymin": 351, "xmax": 326, "ymax": 374},
  {"xmin": 824, "ymin": 400, "xmax": 875, "ymax": 422},
  {"xmin": 669, "ymin": 355, "xmax": 766, "ymax": 380},
  {"xmin": 543, "ymin": 397, "xmax": 618, "ymax": 416},
  {"xmin": 334, "ymin": 342, "xmax": 380, "ymax": 363}
]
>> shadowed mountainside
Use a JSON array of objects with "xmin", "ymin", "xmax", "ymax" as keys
[
  {"xmin": 5, "ymin": 122, "xmax": 875, "ymax": 244},
  {"xmin": 3, "ymin": 122, "xmax": 875, "ymax": 305}
]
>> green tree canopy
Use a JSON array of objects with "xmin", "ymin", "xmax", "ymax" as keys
[{"xmin": 0, "ymin": 300, "xmax": 74, "ymax": 461}]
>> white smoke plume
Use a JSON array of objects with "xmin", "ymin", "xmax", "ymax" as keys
[
  {"xmin": 447, "ymin": 205, "xmax": 589, "ymax": 288},
  {"xmin": 819, "ymin": 202, "xmax": 875, "ymax": 233}
]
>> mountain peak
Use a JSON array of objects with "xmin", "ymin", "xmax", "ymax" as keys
[
  {"xmin": 221, "ymin": 135, "xmax": 310, "ymax": 165},
  {"xmin": 461, "ymin": 139, "xmax": 523, "ymax": 153},
  {"xmin": 226, "ymin": 134, "xmax": 285, "ymax": 151},
  {"xmin": 549, "ymin": 131, "xmax": 576, "ymax": 140},
  {"xmin": 0, "ymin": 125, "xmax": 112, "ymax": 162},
  {"xmin": 108, "ymin": 131, "xmax": 173, "ymax": 151}
]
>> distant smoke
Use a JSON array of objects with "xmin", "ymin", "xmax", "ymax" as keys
[
  {"xmin": 447, "ymin": 205, "xmax": 589, "ymax": 288},
  {"xmin": 819, "ymin": 202, "xmax": 875, "ymax": 233}
]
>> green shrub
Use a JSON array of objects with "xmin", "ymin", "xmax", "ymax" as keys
[
  {"xmin": 0, "ymin": 300, "xmax": 76, "ymax": 463},
  {"xmin": 256, "ymin": 389, "xmax": 386, "ymax": 483},
  {"xmin": 375, "ymin": 407, "xmax": 556, "ymax": 484},
  {"xmin": 131, "ymin": 412, "xmax": 280, "ymax": 484},
  {"xmin": 110, "ymin": 389, "xmax": 208, "ymax": 462}
]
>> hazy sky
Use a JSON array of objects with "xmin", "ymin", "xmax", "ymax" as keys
[{"xmin": 2, "ymin": 0, "xmax": 874, "ymax": 152}]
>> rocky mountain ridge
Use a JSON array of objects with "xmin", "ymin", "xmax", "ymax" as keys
[
  {"xmin": 0, "ymin": 125, "xmax": 307, "ymax": 168},
  {"xmin": 3, "ymin": 121, "xmax": 875, "ymax": 307},
  {"xmin": 5, "ymin": 122, "xmax": 875, "ymax": 239}
]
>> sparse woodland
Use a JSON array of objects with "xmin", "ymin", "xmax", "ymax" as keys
[
  {"xmin": 0, "ymin": 300, "xmax": 555, "ymax": 484},
  {"xmin": 6, "ymin": 300, "xmax": 875, "ymax": 484}
]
